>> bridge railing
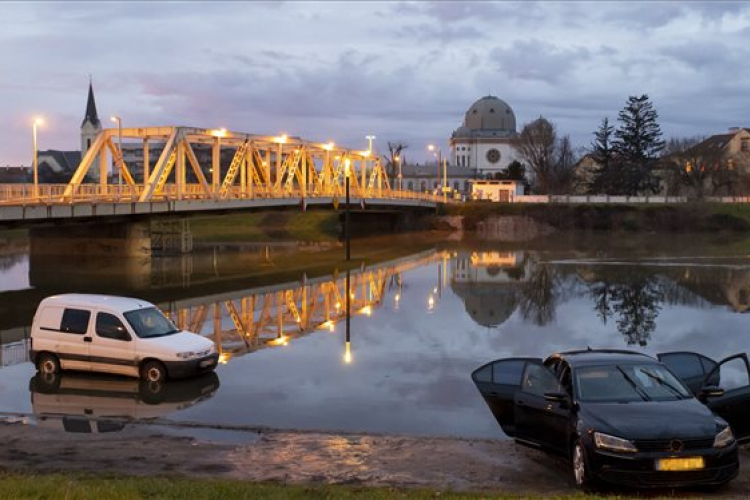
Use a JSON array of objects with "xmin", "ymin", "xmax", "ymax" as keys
[{"xmin": 0, "ymin": 183, "xmax": 444, "ymax": 206}]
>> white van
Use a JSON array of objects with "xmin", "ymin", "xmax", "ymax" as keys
[{"xmin": 30, "ymin": 294, "xmax": 218, "ymax": 383}]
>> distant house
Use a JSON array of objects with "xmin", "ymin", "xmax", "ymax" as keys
[
  {"xmin": 36, "ymin": 150, "xmax": 82, "ymax": 183},
  {"xmin": 0, "ymin": 166, "xmax": 30, "ymax": 183},
  {"xmin": 469, "ymin": 179, "xmax": 524, "ymax": 202},
  {"xmin": 571, "ymin": 154, "xmax": 602, "ymax": 194},
  {"xmin": 399, "ymin": 162, "xmax": 475, "ymax": 195}
]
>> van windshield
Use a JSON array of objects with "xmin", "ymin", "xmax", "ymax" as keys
[{"xmin": 124, "ymin": 307, "xmax": 180, "ymax": 339}]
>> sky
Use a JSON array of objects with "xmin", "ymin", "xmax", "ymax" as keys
[{"xmin": 2, "ymin": 1, "xmax": 750, "ymax": 166}]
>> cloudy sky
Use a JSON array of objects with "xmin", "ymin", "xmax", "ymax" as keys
[{"xmin": 2, "ymin": 1, "xmax": 749, "ymax": 165}]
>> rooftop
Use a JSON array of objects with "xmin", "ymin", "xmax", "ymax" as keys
[{"xmin": 40, "ymin": 294, "xmax": 155, "ymax": 312}]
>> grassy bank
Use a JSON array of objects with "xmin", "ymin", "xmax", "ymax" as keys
[
  {"xmin": 441, "ymin": 202, "xmax": 750, "ymax": 232},
  {"xmin": 189, "ymin": 210, "xmax": 341, "ymax": 243},
  {"xmin": 0, "ymin": 473, "xmax": 624, "ymax": 499}
]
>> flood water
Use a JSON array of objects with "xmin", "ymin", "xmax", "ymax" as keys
[{"xmin": 1, "ymin": 232, "xmax": 749, "ymax": 439}]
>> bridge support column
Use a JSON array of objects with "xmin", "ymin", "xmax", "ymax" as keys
[{"xmin": 29, "ymin": 221, "xmax": 152, "ymax": 258}]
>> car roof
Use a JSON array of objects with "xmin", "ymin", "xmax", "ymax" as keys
[
  {"xmin": 39, "ymin": 294, "xmax": 155, "ymax": 312},
  {"xmin": 550, "ymin": 349, "xmax": 658, "ymax": 368}
]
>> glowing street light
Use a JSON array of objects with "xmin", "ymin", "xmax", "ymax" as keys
[
  {"xmin": 394, "ymin": 155, "xmax": 402, "ymax": 190},
  {"xmin": 110, "ymin": 116, "xmax": 123, "ymax": 197},
  {"xmin": 365, "ymin": 134, "xmax": 376, "ymax": 153},
  {"xmin": 32, "ymin": 117, "xmax": 43, "ymax": 199},
  {"xmin": 427, "ymin": 143, "xmax": 447, "ymax": 201}
]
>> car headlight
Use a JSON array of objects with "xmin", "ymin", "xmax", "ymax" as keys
[
  {"xmin": 594, "ymin": 432, "xmax": 638, "ymax": 453},
  {"xmin": 714, "ymin": 426, "xmax": 735, "ymax": 449},
  {"xmin": 176, "ymin": 351, "xmax": 197, "ymax": 360}
]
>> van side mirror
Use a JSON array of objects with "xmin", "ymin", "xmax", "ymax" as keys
[{"xmin": 699, "ymin": 386, "xmax": 724, "ymax": 399}]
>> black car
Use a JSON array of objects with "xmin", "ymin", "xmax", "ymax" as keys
[{"xmin": 472, "ymin": 349, "xmax": 750, "ymax": 490}]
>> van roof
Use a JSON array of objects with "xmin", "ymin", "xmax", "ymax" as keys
[{"xmin": 39, "ymin": 294, "xmax": 155, "ymax": 312}]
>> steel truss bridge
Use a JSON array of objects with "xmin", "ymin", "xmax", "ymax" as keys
[
  {"xmin": 0, "ymin": 127, "xmax": 442, "ymax": 222},
  {"xmin": 163, "ymin": 250, "xmax": 446, "ymax": 364}
]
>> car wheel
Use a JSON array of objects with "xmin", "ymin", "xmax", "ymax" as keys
[
  {"xmin": 37, "ymin": 353, "xmax": 60, "ymax": 375},
  {"xmin": 573, "ymin": 440, "xmax": 597, "ymax": 491},
  {"xmin": 140, "ymin": 360, "xmax": 167, "ymax": 383}
]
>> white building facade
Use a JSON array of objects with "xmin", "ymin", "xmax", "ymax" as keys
[{"xmin": 449, "ymin": 95, "xmax": 519, "ymax": 176}]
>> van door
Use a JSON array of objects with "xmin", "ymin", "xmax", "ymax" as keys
[
  {"xmin": 49, "ymin": 307, "xmax": 92, "ymax": 371},
  {"xmin": 89, "ymin": 311, "xmax": 136, "ymax": 377}
]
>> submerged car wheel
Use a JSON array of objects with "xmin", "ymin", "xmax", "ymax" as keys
[
  {"xmin": 140, "ymin": 360, "xmax": 167, "ymax": 383},
  {"xmin": 573, "ymin": 441, "xmax": 596, "ymax": 491},
  {"xmin": 37, "ymin": 353, "xmax": 60, "ymax": 375}
]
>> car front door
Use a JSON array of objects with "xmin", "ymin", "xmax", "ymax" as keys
[
  {"xmin": 471, "ymin": 358, "xmax": 540, "ymax": 438},
  {"xmin": 658, "ymin": 351, "xmax": 750, "ymax": 444},
  {"xmin": 89, "ymin": 311, "xmax": 135, "ymax": 377},
  {"xmin": 514, "ymin": 361, "xmax": 569, "ymax": 453}
]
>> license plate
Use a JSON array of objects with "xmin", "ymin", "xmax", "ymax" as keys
[
  {"xmin": 656, "ymin": 457, "xmax": 705, "ymax": 471},
  {"xmin": 200, "ymin": 359, "xmax": 215, "ymax": 368}
]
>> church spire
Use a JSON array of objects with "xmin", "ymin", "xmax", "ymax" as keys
[{"xmin": 82, "ymin": 80, "xmax": 101, "ymax": 128}]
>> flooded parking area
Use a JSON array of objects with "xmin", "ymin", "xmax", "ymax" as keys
[{"xmin": 2, "ymin": 233, "xmax": 750, "ymax": 441}]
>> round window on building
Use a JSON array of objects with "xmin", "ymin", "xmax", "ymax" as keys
[{"xmin": 486, "ymin": 148, "xmax": 501, "ymax": 164}]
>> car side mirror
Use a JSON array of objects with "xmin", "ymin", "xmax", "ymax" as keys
[
  {"xmin": 544, "ymin": 392, "xmax": 567, "ymax": 403},
  {"xmin": 700, "ymin": 386, "xmax": 725, "ymax": 399}
]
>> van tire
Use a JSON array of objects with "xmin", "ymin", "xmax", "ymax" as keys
[
  {"xmin": 140, "ymin": 360, "xmax": 167, "ymax": 383},
  {"xmin": 37, "ymin": 353, "xmax": 60, "ymax": 375}
]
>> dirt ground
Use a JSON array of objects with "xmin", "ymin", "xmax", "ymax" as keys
[{"xmin": 0, "ymin": 421, "xmax": 748, "ymax": 498}]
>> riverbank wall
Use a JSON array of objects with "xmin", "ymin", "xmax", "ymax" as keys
[{"xmin": 439, "ymin": 202, "xmax": 750, "ymax": 233}]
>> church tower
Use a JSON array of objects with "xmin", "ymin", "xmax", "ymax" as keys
[{"xmin": 80, "ymin": 80, "xmax": 102, "ymax": 156}]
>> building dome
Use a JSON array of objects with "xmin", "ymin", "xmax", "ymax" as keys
[{"xmin": 463, "ymin": 95, "xmax": 516, "ymax": 133}]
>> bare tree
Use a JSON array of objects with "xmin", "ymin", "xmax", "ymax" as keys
[
  {"xmin": 383, "ymin": 141, "xmax": 408, "ymax": 180},
  {"xmin": 515, "ymin": 117, "xmax": 578, "ymax": 194}
]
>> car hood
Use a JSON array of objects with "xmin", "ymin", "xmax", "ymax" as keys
[
  {"xmin": 581, "ymin": 399, "xmax": 718, "ymax": 440},
  {"xmin": 138, "ymin": 331, "xmax": 214, "ymax": 354}
]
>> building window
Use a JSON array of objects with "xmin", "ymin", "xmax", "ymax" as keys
[
  {"xmin": 742, "ymin": 139, "xmax": 749, "ymax": 153},
  {"xmin": 453, "ymin": 181, "xmax": 460, "ymax": 191},
  {"xmin": 408, "ymin": 181, "xmax": 413, "ymax": 190},
  {"xmin": 87, "ymin": 139, "xmax": 91, "ymax": 149},
  {"xmin": 421, "ymin": 181, "xmax": 426, "ymax": 191},
  {"xmin": 486, "ymin": 148, "xmax": 501, "ymax": 164}
]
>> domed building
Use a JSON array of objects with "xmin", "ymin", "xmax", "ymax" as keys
[{"xmin": 450, "ymin": 95, "xmax": 519, "ymax": 175}]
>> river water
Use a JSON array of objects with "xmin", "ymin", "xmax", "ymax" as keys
[{"xmin": 1, "ymin": 232, "xmax": 749, "ymax": 439}]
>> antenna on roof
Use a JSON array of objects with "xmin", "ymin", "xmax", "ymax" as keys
[{"xmin": 587, "ymin": 346, "xmax": 592, "ymax": 351}]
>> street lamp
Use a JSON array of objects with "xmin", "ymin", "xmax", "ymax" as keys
[
  {"xmin": 365, "ymin": 134, "xmax": 376, "ymax": 154},
  {"xmin": 110, "ymin": 116, "xmax": 123, "ymax": 198},
  {"xmin": 428, "ymin": 143, "xmax": 447, "ymax": 202},
  {"xmin": 344, "ymin": 157, "xmax": 351, "ymax": 261},
  {"xmin": 394, "ymin": 155, "xmax": 402, "ymax": 191},
  {"xmin": 32, "ymin": 117, "xmax": 43, "ymax": 200}
]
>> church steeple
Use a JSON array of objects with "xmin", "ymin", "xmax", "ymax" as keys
[{"xmin": 82, "ymin": 80, "xmax": 100, "ymax": 128}]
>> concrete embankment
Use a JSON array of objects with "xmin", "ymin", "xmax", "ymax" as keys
[{"xmin": 438, "ymin": 202, "xmax": 750, "ymax": 236}]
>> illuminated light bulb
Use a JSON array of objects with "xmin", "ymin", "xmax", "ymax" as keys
[{"xmin": 344, "ymin": 341, "xmax": 352, "ymax": 364}]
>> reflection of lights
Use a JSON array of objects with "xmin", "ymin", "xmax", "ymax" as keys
[
  {"xmin": 428, "ymin": 294, "xmax": 435, "ymax": 310},
  {"xmin": 269, "ymin": 335, "xmax": 289, "ymax": 346},
  {"xmin": 344, "ymin": 341, "xmax": 352, "ymax": 364},
  {"xmin": 433, "ymin": 287, "xmax": 438, "ymax": 294},
  {"xmin": 219, "ymin": 352, "xmax": 231, "ymax": 365},
  {"xmin": 359, "ymin": 305, "xmax": 372, "ymax": 316},
  {"xmin": 395, "ymin": 293, "xmax": 401, "ymax": 302},
  {"xmin": 335, "ymin": 302, "xmax": 341, "ymax": 310},
  {"xmin": 320, "ymin": 320, "xmax": 336, "ymax": 332}
]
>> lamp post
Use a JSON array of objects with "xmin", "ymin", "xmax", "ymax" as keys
[
  {"xmin": 32, "ymin": 118, "xmax": 43, "ymax": 200},
  {"xmin": 110, "ymin": 116, "xmax": 123, "ymax": 199},
  {"xmin": 344, "ymin": 157, "xmax": 351, "ymax": 262},
  {"xmin": 428, "ymin": 144, "xmax": 448, "ymax": 202},
  {"xmin": 365, "ymin": 134, "xmax": 376, "ymax": 155},
  {"xmin": 344, "ymin": 268, "xmax": 352, "ymax": 364},
  {"xmin": 395, "ymin": 155, "xmax": 402, "ymax": 191}
]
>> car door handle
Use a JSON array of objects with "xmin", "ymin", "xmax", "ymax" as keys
[{"xmin": 83, "ymin": 337, "xmax": 92, "ymax": 343}]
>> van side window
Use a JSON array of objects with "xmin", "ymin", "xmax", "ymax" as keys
[
  {"xmin": 60, "ymin": 309, "xmax": 91, "ymax": 335},
  {"xmin": 96, "ymin": 313, "xmax": 130, "ymax": 341}
]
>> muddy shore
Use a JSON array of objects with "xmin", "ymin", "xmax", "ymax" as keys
[{"xmin": 1, "ymin": 422, "xmax": 748, "ymax": 497}]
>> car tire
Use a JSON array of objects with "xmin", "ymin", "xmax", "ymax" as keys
[
  {"xmin": 140, "ymin": 360, "xmax": 168, "ymax": 383},
  {"xmin": 37, "ymin": 352, "xmax": 60, "ymax": 376},
  {"xmin": 573, "ymin": 440, "xmax": 597, "ymax": 491}
]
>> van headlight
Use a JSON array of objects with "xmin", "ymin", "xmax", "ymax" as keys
[
  {"xmin": 208, "ymin": 344, "xmax": 217, "ymax": 354},
  {"xmin": 594, "ymin": 432, "xmax": 638, "ymax": 453},
  {"xmin": 714, "ymin": 426, "xmax": 735, "ymax": 449},
  {"xmin": 176, "ymin": 351, "xmax": 198, "ymax": 360}
]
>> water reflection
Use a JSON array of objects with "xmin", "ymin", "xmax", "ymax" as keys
[{"xmin": 30, "ymin": 372, "xmax": 220, "ymax": 433}]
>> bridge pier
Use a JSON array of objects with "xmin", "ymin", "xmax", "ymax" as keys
[{"xmin": 30, "ymin": 221, "xmax": 152, "ymax": 258}]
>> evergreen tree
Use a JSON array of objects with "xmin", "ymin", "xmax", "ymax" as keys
[
  {"xmin": 612, "ymin": 95, "xmax": 665, "ymax": 195},
  {"xmin": 589, "ymin": 117, "xmax": 615, "ymax": 194}
]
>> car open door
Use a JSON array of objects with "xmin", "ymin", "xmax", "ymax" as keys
[
  {"xmin": 659, "ymin": 351, "xmax": 750, "ymax": 444},
  {"xmin": 471, "ymin": 357, "xmax": 540, "ymax": 437},
  {"xmin": 702, "ymin": 353, "xmax": 750, "ymax": 444},
  {"xmin": 656, "ymin": 351, "xmax": 719, "ymax": 394}
]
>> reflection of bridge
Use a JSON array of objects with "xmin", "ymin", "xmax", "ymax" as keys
[
  {"xmin": 0, "ymin": 127, "xmax": 441, "ymax": 223},
  {"xmin": 162, "ymin": 250, "xmax": 444, "ymax": 364}
]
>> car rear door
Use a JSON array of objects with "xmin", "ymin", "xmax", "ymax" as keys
[
  {"xmin": 471, "ymin": 358, "xmax": 540, "ymax": 437},
  {"xmin": 658, "ymin": 351, "xmax": 750, "ymax": 444},
  {"xmin": 656, "ymin": 351, "xmax": 719, "ymax": 394}
]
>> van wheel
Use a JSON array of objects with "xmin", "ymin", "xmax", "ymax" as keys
[
  {"xmin": 140, "ymin": 360, "xmax": 167, "ymax": 383},
  {"xmin": 37, "ymin": 353, "xmax": 60, "ymax": 375}
]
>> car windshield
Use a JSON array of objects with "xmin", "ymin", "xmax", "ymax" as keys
[
  {"xmin": 124, "ymin": 307, "xmax": 180, "ymax": 339},
  {"xmin": 575, "ymin": 363, "xmax": 692, "ymax": 402}
]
